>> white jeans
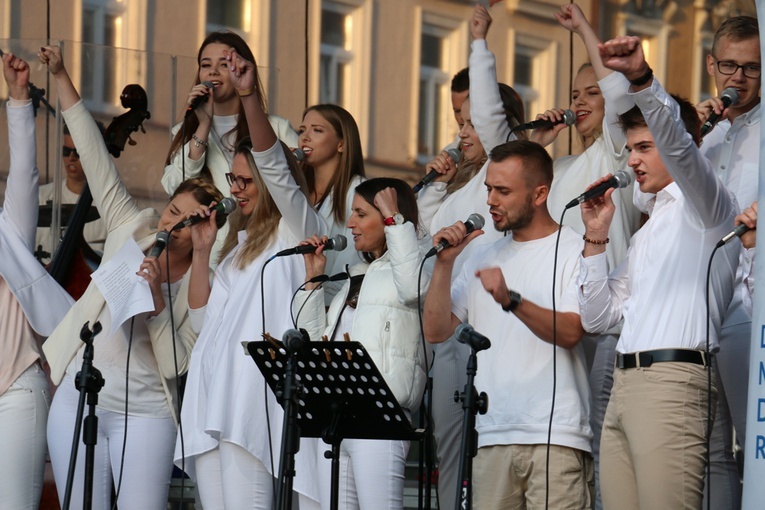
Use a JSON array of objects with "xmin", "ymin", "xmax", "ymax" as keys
[
  {"xmin": 47, "ymin": 376, "xmax": 176, "ymax": 510},
  {"xmin": 316, "ymin": 438, "xmax": 409, "ymax": 510},
  {"xmin": 0, "ymin": 362, "xmax": 49, "ymax": 510},
  {"xmin": 195, "ymin": 440, "xmax": 275, "ymax": 510}
]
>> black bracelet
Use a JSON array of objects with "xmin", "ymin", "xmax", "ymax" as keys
[{"xmin": 629, "ymin": 66, "xmax": 653, "ymax": 87}]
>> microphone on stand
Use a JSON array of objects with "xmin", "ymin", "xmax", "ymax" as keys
[
  {"xmin": 455, "ymin": 323, "xmax": 491, "ymax": 352},
  {"xmin": 185, "ymin": 81, "xmax": 214, "ymax": 117},
  {"xmin": 425, "ymin": 213, "xmax": 485, "ymax": 258},
  {"xmin": 274, "ymin": 234, "xmax": 348, "ymax": 257},
  {"xmin": 700, "ymin": 87, "xmax": 739, "ymax": 138},
  {"xmin": 413, "ymin": 148, "xmax": 462, "ymax": 192},
  {"xmin": 171, "ymin": 197, "xmax": 237, "ymax": 231},
  {"xmin": 564, "ymin": 171, "xmax": 633, "ymax": 209},
  {"xmin": 511, "ymin": 109, "xmax": 576, "ymax": 133}
]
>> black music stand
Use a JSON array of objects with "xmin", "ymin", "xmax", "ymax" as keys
[{"xmin": 246, "ymin": 340, "xmax": 421, "ymax": 510}]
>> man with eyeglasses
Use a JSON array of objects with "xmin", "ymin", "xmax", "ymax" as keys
[
  {"xmin": 696, "ymin": 15, "xmax": 760, "ymax": 510},
  {"xmin": 35, "ymin": 124, "xmax": 108, "ymax": 264}
]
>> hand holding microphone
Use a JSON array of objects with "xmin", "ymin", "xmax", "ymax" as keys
[
  {"xmin": 718, "ymin": 201, "xmax": 757, "ymax": 248},
  {"xmin": 511, "ymin": 109, "xmax": 575, "ymax": 133},
  {"xmin": 414, "ymin": 148, "xmax": 461, "ymax": 192},
  {"xmin": 427, "ymin": 213, "xmax": 485, "ymax": 259},
  {"xmin": 700, "ymin": 87, "xmax": 739, "ymax": 138},
  {"xmin": 171, "ymin": 197, "xmax": 237, "ymax": 231},
  {"xmin": 565, "ymin": 170, "xmax": 632, "ymax": 209},
  {"xmin": 186, "ymin": 81, "xmax": 214, "ymax": 117}
]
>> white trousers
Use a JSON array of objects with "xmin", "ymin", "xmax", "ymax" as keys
[
  {"xmin": 0, "ymin": 362, "xmax": 49, "ymax": 510},
  {"xmin": 47, "ymin": 376, "xmax": 176, "ymax": 510},
  {"xmin": 315, "ymin": 438, "xmax": 409, "ymax": 510}
]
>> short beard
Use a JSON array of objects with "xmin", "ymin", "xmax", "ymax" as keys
[{"xmin": 495, "ymin": 193, "xmax": 535, "ymax": 233}]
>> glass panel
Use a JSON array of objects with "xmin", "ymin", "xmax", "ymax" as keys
[
  {"xmin": 515, "ymin": 53, "xmax": 532, "ymax": 86},
  {"xmin": 322, "ymin": 9, "xmax": 346, "ymax": 47},
  {"xmin": 421, "ymin": 33, "xmax": 442, "ymax": 67},
  {"xmin": 207, "ymin": 0, "xmax": 244, "ymax": 30}
]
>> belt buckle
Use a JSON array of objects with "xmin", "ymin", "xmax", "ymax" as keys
[{"xmin": 636, "ymin": 352, "xmax": 653, "ymax": 368}]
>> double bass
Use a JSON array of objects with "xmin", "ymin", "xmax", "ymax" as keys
[{"xmin": 47, "ymin": 84, "xmax": 151, "ymax": 299}]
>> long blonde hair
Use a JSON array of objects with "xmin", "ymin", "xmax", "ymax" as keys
[{"xmin": 219, "ymin": 138, "xmax": 310, "ymax": 268}]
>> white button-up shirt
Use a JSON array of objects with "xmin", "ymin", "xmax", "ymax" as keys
[{"xmin": 578, "ymin": 79, "xmax": 739, "ymax": 353}]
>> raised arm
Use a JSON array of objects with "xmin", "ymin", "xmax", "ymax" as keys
[
  {"xmin": 39, "ymin": 46, "xmax": 142, "ymax": 232},
  {"xmin": 599, "ymin": 36, "xmax": 735, "ymax": 228},
  {"xmin": 2, "ymin": 52, "xmax": 37, "ymax": 246},
  {"xmin": 227, "ymin": 48, "xmax": 323, "ymax": 240}
]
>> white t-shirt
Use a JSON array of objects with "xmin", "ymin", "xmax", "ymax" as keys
[{"xmin": 451, "ymin": 226, "xmax": 592, "ymax": 452}]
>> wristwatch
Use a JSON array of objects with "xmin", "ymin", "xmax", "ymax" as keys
[
  {"xmin": 384, "ymin": 212, "xmax": 405, "ymax": 226},
  {"xmin": 502, "ymin": 290, "xmax": 522, "ymax": 312}
]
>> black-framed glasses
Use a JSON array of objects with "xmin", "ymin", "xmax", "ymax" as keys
[
  {"xmin": 225, "ymin": 172, "xmax": 254, "ymax": 191},
  {"xmin": 62, "ymin": 146, "xmax": 80, "ymax": 159},
  {"xmin": 713, "ymin": 58, "xmax": 761, "ymax": 79}
]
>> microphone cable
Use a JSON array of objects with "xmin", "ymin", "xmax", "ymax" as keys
[
  {"xmin": 543, "ymin": 208, "xmax": 566, "ymax": 510},
  {"xmin": 261, "ymin": 255, "xmax": 278, "ymax": 507},
  {"xmin": 111, "ymin": 317, "xmax": 135, "ymax": 510},
  {"xmin": 415, "ymin": 254, "xmax": 436, "ymax": 510},
  {"xmin": 704, "ymin": 243, "xmax": 722, "ymax": 510}
]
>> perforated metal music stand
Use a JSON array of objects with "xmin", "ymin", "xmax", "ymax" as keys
[{"xmin": 246, "ymin": 340, "xmax": 420, "ymax": 510}]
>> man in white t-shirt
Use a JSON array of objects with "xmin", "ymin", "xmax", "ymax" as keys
[{"xmin": 424, "ymin": 139, "xmax": 592, "ymax": 509}]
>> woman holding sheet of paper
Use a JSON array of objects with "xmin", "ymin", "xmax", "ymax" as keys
[{"xmin": 38, "ymin": 46, "xmax": 224, "ymax": 510}]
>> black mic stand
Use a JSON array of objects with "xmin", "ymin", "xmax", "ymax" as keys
[
  {"xmin": 454, "ymin": 345, "xmax": 489, "ymax": 510},
  {"xmin": 62, "ymin": 321, "xmax": 104, "ymax": 510},
  {"xmin": 274, "ymin": 330, "xmax": 309, "ymax": 510}
]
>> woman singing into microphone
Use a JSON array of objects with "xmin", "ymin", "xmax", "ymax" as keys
[
  {"xmin": 177, "ymin": 48, "xmax": 324, "ymax": 509},
  {"xmin": 38, "ymin": 46, "xmax": 224, "ymax": 510},
  {"xmin": 293, "ymin": 177, "xmax": 431, "ymax": 510}
]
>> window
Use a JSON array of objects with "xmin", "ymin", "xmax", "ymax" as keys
[
  {"xmin": 207, "ymin": 0, "xmax": 251, "ymax": 32},
  {"xmin": 418, "ymin": 27, "xmax": 450, "ymax": 160},
  {"xmin": 512, "ymin": 34, "xmax": 555, "ymax": 127},
  {"xmin": 513, "ymin": 50, "xmax": 539, "ymax": 122},
  {"xmin": 81, "ymin": 1, "xmax": 125, "ymax": 106},
  {"xmin": 320, "ymin": 4, "xmax": 354, "ymax": 105}
]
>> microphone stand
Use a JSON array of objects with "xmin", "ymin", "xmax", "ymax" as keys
[
  {"xmin": 454, "ymin": 345, "xmax": 488, "ymax": 510},
  {"xmin": 62, "ymin": 321, "xmax": 104, "ymax": 510},
  {"xmin": 274, "ymin": 331, "xmax": 307, "ymax": 510}
]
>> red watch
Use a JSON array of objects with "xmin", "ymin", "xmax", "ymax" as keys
[{"xmin": 384, "ymin": 213, "xmax": 404, "ymax": 226}]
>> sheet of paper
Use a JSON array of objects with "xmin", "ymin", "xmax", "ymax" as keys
[{"xmin": 91, "ymin": 238, "xmax": 154, "ymax": 335}]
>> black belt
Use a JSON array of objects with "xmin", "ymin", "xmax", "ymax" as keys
[{"xmin": 615, "ymin": 349, "xmax": 711, "ymax": 369}]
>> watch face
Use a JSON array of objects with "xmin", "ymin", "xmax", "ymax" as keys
[{"xmin": 393, "ymin": 213, "xmax": 405, "ymax": 225}]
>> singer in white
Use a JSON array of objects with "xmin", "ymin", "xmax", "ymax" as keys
[
  {"xmin": 423, "ymin": 140, "xmax": 592, "ymax": 509},
  {"xmin": 162, "ymin": 31, "xmax": 299, "ymax": 266},
  {"xmin": 37, "ymin": 46, "xmax": 225, "ymax": 510},
  {"xmin": 577, "ymin": 36, "xmax": 738, "ymax": 510},
  {"xmin": 695, "ymin": 16, "xmax": 760, "ymax": 508},
  {"xmin": 293, "ymin": 177, "xmax": 431, "ymax": 510},
  {"xmin": 176, "ymin": 47, "xmax": 325, "ymax": 509}
]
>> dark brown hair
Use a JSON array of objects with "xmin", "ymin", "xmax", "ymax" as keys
[{"xmin": 489, "ymin": 139, "xmax": 553, "ymax": 189}]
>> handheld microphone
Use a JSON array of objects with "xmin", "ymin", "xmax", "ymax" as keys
[
  {"xmin": 274, "ymin": 234, "xmax": 348, "ymax": 257},
  {"xmin": 148, "ymin": 230, "xmax": 170, "ymax": 258},
  {"xmin": 565, "ymin": 171, "xmax": 632, "ymax": 209},
  {"xmin": 455, "ymin": 323, "xmax": 491, "ymax": 352},
  {"xmin": 185, "ymin": 81, "xmax": 214, "ymax": 117},
  {"xmin": 291, "ymin": 147, "xmax": 306, "ymax": 162},
  {"xmin": 171, "ymin": 197, "xmax": 237, "ymax": 231},
  {"xmin": 413, "ymin": 148, "xmax": 461, "ymax": 192},
  {"xmin": 307, "ymin": 271, "xmax": 351, "ymax": 284},
  {"xmin": 511, "ymin": 109, "xmax": 576, "ymax": 133},
  {"xmin": 717, "ymin": 223, "xmax": 751, "ymax": 248},
  {"xmin": 700, "ymin": 87, "xmax": 739, "ymax": 138},
  {"xmin": 426, "ymin": 213, "xmax": 485, "ymax": 258}
]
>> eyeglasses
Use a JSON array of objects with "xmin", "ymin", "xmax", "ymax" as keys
[
  {"xmin": 225, "ymin": 172, "xmax": 254, "ymax": 191},
  {"xmin": 714, "ymin": 58, "xmax": 761, "ymax": 79},
  {"xmin": 62, "ymin": 146, "xmax": 80, "ymax": 159}
]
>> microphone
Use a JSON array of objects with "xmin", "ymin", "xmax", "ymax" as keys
[
  {"xmin": 425, "ymin": 213, "xmax": 485, "ymax": 258},
  {"xmin": 413, "ymin": 148, "xmax": 461, "ymax": 192},
  {"xmin": 274, "ymin": 234, "xmax": 348, "ymax": 257},
  {"xmin": 717, "ymin": 223, "xmax": 751, "ymax": 248},
  {"xmin": 511, "ymin": 109, "xmax": 576, "ymax": 133},
  {"xmin": 291, "ymin": 147, "xmax": 306, "ymax": 162},
  {"xmin": 455, "ymin": 323, "xmax": 491, "ymax": 352},
  {"xmin": 307, "ymin": 271, "xmax": 351, "ymax": 284},
  {"xmin": 148, "ymin": 230, "xmax": 170, "ymax": 258},
  {"xmin": 185, "ymin": 81, "xmax": 214, "ymax": 117},
  {"xmin": 171, "ymin": 197, "xmax": 237, "ymax": 231},
  {"xmin": 701, "ymin": 87, "xmax": 739, "ymax": 138},
  {"xmin": 564, "ymin": 171, "xmax": 632, "ymax": 209},
  {"xmin": 282, "ymin": 328, "xmax": 310, "ymax": 353}
]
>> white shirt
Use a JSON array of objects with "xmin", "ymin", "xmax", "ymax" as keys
[
  {"xmin": 578, "ymin": 79, "xmax": 739, "ymax": 353},
  {"xmin": 452, "ymin": 227, "xmax": 591, "ymax": 452}
]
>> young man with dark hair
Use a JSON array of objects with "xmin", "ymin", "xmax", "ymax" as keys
[{"xmin": 578, "ymin": 35, "xmax": 739, "ymax": 509}]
